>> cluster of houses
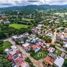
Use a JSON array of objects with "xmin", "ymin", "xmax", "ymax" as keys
[
  {"xmin": 0, "ymin": 15, "xmax": 11, "ymax": 24},
  {"xmin": 12, "ymin": 33, "xmax": 56, "ymax": 53},
  {"xmin": 32, "ymin": 24, "xmax": 54, "ymax": 38},
  {"xmin": 12, "ymin": 33, "xmax": 45, "ymax": 53},
  {"xmin": 11, "ymin": 31, "xmax": 66, "ymax": 67},
  {"xmin": 5, "ymin": 45, "xmax": 29, "ymax": 67},
  {"xmin": 43, "ymin": 53, "xmax": 64, "ymax": 67},
  {"xmin": 56, "ymin": 28, "xmax": 67, "ymax": 50},
  {"xmin": 32, "ymin": 24, "xmax": 45, "ymax": 35}
]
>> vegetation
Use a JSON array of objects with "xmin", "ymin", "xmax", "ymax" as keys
[
  {"xmin": 63, "ymin": 59, "xmax": 67, "ymax": 67},
  {"xmin": 9, "ymin": 23, "xmax": 29, "ymax": 29},
  {"xmin": 0, "ymin": 41, "xmax": 11, "ymax": 53},
  {"xmin": 25, "ymin": 57, "xmax": 35, "ymax": 67},
  {"xmin": 39, "ymin": 35, "xmax": 52, "ymax": 43},
  {"xmin": 0, "ymin": 24, "xmax": 32, "ymax": 39},
  {"xmin": 55, "ymin": 49, "xmax": 62, "ymax": 56},
  {"xmin": 30, "ymin": 50, "xmax": 48, "ymax": 60},
  {"xmin": 0, "ymin": 55, "xmax": 12, "ymax": 67}
]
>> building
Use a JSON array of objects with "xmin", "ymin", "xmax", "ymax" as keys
[
  {"xmin": 5, "ymin": 45, "xmax": 29, "ymax": 67},
  {"xmin": 3, "ymin": 20, "xmax": 10, "ymax": 24},
  {"xmin": 47, "ymin": 47, "xmax": 55, "ymax": 53},
  {"xmin": 43, "ymin": 56, "xmax": 55, "ymax": 65},
  {"xmin": 31, "ymin": 45, "xmax": 41, "ymax": 53},
  {"xmin": 22, "ymin": 43, "xmax": 31, "ymax": 52},
  {"xmin": 54, "ymin": 57, "xmax": 64, "ymax": 67}
]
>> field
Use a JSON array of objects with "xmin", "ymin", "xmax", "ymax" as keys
[{"xmin": 9, "ymin": 23, "xmax": 29, "ymax": 29}]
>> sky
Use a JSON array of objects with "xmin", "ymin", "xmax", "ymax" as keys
[{"xmin": 0, "ymin": 0, "xmax": 67, "ymax": 7}]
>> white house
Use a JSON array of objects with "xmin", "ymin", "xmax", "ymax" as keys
[{"xmin": 54, "ymin": 57, "xmax": 64, "ymax": 67}]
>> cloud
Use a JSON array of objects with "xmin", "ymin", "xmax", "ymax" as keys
[
  {"xmin": 0, "ymin": 0, "xmax": 67, "ymax": 7},
  {"xmin": 45, "ymin": 0, "xmax": 67, "ymax": 5}
]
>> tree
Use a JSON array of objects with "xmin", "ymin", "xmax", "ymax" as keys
[
  {"xmin": 63, "ymin": 59, "xmax": 67, "ymax": 67},
  {"xmin": 0, "ymin": 56, "xmax": 12, "ymax": 67},
  {"xmin": 42, "ymin": 36, "xmax": 52, "ymax": 43}
]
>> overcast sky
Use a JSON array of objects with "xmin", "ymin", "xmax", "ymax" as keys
[{"xmin": 0, "ymin": 0, "xmax": 67, "ymax": 7}]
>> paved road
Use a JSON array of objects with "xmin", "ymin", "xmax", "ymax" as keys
[{"xmin": 52, "ymin": 29, "xmax": 57, "ymax": 44}]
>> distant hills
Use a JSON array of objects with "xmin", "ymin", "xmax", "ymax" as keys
[{"xmin": 0, "ymin": 5, "xmax": 67, "ymax": 12}]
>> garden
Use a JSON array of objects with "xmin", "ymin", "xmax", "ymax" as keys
[{"xmin": 30, "ymin": 50, "xmax": 48, "ymax": 60}]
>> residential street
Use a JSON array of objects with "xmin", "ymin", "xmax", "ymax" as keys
[{"xmin": 5, "ymin": 38, "xmax": 44, "ymax": 67}]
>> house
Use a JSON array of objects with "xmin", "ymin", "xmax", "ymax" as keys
[
  {"xmin": 5, "ymin": 45, "xmax": 29, "ymax": 67},
  {"xmin": 13, "ymin": 54, "xmax": 26, "ymax": 67},
  {"xmin": 63, "ymin": 33, "xmax": 67, "ymax": 42},
  {"xmin": 12, "ymin": 34, "xmax": 28, "ymax": 44},
  {"xmin": 56, "ymin": 33, "xmax": 63, "ymax": 41},
  {"xmin": 3, "ymin": 20, "xmax": 10, "ymax": 24},
  {"xmin": 5, "ymin": 46, "xmax": 20, "ymax": 61},
  {"xmin": 64, "ymin": 28, "xmax": 67, "ymax": 33},
  {"xmin": 0, "ymin": 19, "xmax": 3, "ymax": 24},
  {"xmin": 31, "ymin": 45, "xmax": 41, "ymax": 53},
  {"xmin": 29, "ymin": 38, "xmax": 38, "ymax": 44},
  {"xmin": 36, "ymin": 41, "xmax": 44, "ymax": 47},
  {"xmin": 22, "ymin": 43, "xmax": 31, "ymax": 51},
  {"xmin": 54, "ymin": 57, "xmax": 64, "ymax": 67},
  {"xmin": 12, "ymin": 35, "xmax": 18, "ymax": 41},
  {"xmin": 48, "ymin": 47, "xmax": 55, "ymax": 53},
  {"xmin": 43, "ymin": 56, "xmax": 55, "ymax": 65}
]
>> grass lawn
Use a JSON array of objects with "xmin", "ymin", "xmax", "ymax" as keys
[
  {"xmin": 0, "ymin": 41, "xmax": 11, "ymax": 53},
  {"xmin": 22, "ymin": 18, "xmax": 34, "ymax": 21},
  {"xmin": 31, "ymin": 50, "xmax": 48, "ymax": 60},
  {"xmin": 9, "ymin": 23, "xmax": 29, "ymax": 29}
]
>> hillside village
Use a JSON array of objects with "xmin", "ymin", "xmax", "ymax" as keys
[{"xmin": 0, "ymin": 6, "xmax": 67, "ymax": 67}]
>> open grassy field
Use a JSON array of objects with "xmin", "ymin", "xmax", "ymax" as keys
[{"xmin": 9, "ymin": 23, "xmax": 29, "ymax": 29}]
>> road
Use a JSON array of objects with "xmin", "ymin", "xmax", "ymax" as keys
[
  {"xmin": 51, "ymin": 29, "xmax": 67, "ymax": 53},
  {"xmin": 51, "ymin": 29, "xmax": 57, "ymax": 44}
]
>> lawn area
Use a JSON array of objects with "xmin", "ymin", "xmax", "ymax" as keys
[
  {"xmin": 30, "ymin": 50, "xmax": 48, "ymax": 60},
  {"xmin": 22, "ymin": 18, "xmax": 34, "ymax": 21},
  {"xmin": 9, "ymin": 23, "xmax": 29, "ymax": 29},
  {"xmin": 0, "ymin": 41, "xmax": 11, "ymax": 53}
]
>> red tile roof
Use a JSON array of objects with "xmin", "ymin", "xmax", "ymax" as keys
[
  {"xmin": 44, "ymin": 56, "xmax": 54, "ymax": 65},
  {"xmin": 31, "ymin": 45, "xmax": 41, "ymax": 50}
]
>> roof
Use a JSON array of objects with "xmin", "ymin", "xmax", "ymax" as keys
[
  {"xmin": 12, "ymin": 36, "xmax": 18, "ymax": 39},
  {"xmin": 64, "ymin": 33, "xmax": 67, "ymax": 39},
  {"xmin": 54, "ymin": 57, "xmax": 64, "ymax": 67},
  {"xmin": 22, "ymin": 43, "xmax": 30, "ymax": 47},
  {"xmin": 63, "ymin": 42, "xmax": 67, "ymax": 48},
  {"xmin": 9, "ymin": 48, "xmax": 18, "ymax": 55},
  {"xmin": 48, "ymin": 47, "xmax": 55, "ymax": 53},
  {"xmin": 20, "ymin": 62, "xmax": 29, "ymax": 67},
  {"xmin": 15, "ymin": 57, "xmax": 23, "ymax": 64},
  {"xmin": 31, "ymin": 45, "xmax": 41, "ymax": 50},
  {"xmin": 11, "ymin": 45, "xmax": 17, "ymax": 49},
  {"xmin": 5, "ymin": 48, "xmax": 9, "ymax": 52},
  {"xmin": 44, "ymin": 56, "xmax": 54, "ymax": 65}
]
